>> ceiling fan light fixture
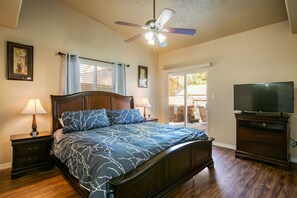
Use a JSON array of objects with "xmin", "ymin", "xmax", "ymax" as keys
[
  {"xmin": 147, "ymin": 38, "xmax": 155, "ymax": 45},
  {"xmin": 145, "ymin": 31, "xmax": 154, "ymax": 41},
  {"xmin": 157, "ymin": 33, "xmax": 166, "ymax": 43},
  {"xmin": 115, "ymin": 0, "xmax": 196, "ymax": 49}
]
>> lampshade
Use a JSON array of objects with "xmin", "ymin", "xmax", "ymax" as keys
[
  {"xmin": 140, "ymin": 98, "xmax": 151, "ymax": 108},
  {"xmin": 22, "ymin": 99, "xmax": 47, "ymax": 115}
]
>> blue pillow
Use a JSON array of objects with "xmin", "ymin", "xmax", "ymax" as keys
[
  {"xmin": 62, "ymin": 109, "xmax": 110, "ymax": 133},
  {"xmin": 107, "ymin": 109, "xmax": 145, "ymax": 125}
]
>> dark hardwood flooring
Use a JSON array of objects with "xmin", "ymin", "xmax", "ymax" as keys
[{"xmin": 0, "ymin": 146, "xmax": 296, "ymax": 198}]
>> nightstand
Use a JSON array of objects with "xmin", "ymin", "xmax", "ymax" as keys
[
  {"xmin": 146, "ymin": 118, "xmax": 158, "ymax": 122},
  {"xmin": 10, "ymin": 131, "xmax": 53, "ymax": 179}
]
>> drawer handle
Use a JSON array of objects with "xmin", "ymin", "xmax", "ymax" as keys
[
  {"xmin": 255, "ymin": 135, "xmax": 263, "ymax": 138},
  {"xmin": 262, "ymin": 123, "xmax": 266, "ymax": 127},
  {"xmin": 28, "ymin": 146, "xmax": 39, "ymax": 151},
  {"xmin": 28, "ymin": 156, "xmax": 38, "ymax": 161}
]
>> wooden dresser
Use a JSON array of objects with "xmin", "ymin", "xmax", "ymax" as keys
[
  {"xmin": 235, "ymin": 113, "xmax": 290, "ymax": 169},
  {"xmin": 10, "ymin": 131, "xmax": 53, "ymax": 179}
]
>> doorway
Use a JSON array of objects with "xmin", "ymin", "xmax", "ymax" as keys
[{"xmin": 168, "ymin": 71, "xmax": 207, "ymax": 131}]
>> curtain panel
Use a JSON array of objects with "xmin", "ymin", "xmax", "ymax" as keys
[
  {"xmin": 113, "ymin": 63, "xmax": 126, "ymax": 95},
  {"xmin": 60, "ymin": 54, "xmax": 81, "ymax": 94}
]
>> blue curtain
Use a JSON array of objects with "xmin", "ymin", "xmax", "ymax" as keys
[
  {"xmin": 62, "ymin": 54, "xmax": 81, "ymax": 94},
  {"xmin": 112, "ymin": 63, "xmax": 126, "ymax": 95}
]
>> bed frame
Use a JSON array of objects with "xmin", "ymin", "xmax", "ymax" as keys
[{"xmin": 51, "ymin": 91, "xmax": 214, "ymax": 198}]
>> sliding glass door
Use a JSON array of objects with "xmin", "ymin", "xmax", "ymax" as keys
[{"xmin": 168, "ymin": 71, "xmax": 207, "ymax": 130}]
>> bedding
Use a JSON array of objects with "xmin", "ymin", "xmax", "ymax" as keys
[{"xmin": 52, "ymin": 122, "xmax": 208, "ymax": 198}]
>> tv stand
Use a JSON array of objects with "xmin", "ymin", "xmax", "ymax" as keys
[{"xmin": 235, "ymin": 113, "xmax": 290, "ymax": 169}]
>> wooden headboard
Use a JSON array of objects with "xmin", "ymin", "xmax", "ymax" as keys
[{"xmin": 51, "ymin": 91, "xmax": 134, "ymax": 132}]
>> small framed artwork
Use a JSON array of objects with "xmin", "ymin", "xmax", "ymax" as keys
[
  {"xmin": 7, "ymin": 41, "xmax": 33, "ymax": 81},
  {"xmin": 138, "ymin": 65, "xmax": 148, "ymax": 88}
]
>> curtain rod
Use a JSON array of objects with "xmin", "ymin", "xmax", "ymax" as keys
[{"xmin": 57, "ymin": 52, "xmax": 129, "ymax": 67}]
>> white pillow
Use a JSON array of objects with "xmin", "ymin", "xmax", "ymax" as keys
[{"xmin": 58, "ymin": 118, "xmax": 64, "ymax": 127}]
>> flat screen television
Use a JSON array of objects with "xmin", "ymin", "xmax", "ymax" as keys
[{"xmin": 234, "ymin": 81, "xmax": 294, "ymax": 113}]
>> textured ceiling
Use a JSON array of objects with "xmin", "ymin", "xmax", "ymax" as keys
[
  {"xmin": 60, "ymin": 0, "xmax": 289, "ymax": 53},
  {"xmin": 0, "ymin": 0, "xmax": 292, "ymax": 52}
]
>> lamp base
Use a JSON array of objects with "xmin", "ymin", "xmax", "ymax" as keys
[
  {"xmin": 30, "ymin": 131, "xmax": 39, "ymax": 137},
  {"xmin": 143, "ymin": 107, "xmax": 147, "ymax": 120}
]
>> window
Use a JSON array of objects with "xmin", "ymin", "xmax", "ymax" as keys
[{"xmin": 79, "ymin": 59, "xmax": 113, "ymax": 92}]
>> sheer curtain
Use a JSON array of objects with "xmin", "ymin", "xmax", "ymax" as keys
[
  {"xmin": 112, "ymin": 63, "xmax": 126, "ymax": 95},
  {"xmin": 60, "ymin": 54, "xmax": 81, "ymax": 94}
]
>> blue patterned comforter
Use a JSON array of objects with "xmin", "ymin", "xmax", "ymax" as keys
[{"xmin": 52, "ymin": 122, "xmax": 208, "ymax": 198}]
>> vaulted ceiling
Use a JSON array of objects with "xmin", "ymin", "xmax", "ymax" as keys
[
  {"xmin": 1, "ymin": 0, "xmax": 296, "ymax": 53},
  {"xmin": 0, "ymin": 0, "xmax": 22, "ymax": 29}
]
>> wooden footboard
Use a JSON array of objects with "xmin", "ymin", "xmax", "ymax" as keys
[
  {"xmin": 51, "ymin": 138, "xmax": 213, "ymax": 198},
  {"xmin": 110, "ymin": 137, "xmax": 214, "ymax": 198}
]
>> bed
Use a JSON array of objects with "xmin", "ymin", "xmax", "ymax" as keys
[{"xmin": 51, "ymin": 91, "xmax": 214, "ymax": 198}]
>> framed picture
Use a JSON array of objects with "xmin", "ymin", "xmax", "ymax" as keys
[
  {"xmin": 138, "ymin": 65, "xmax": 148, "ymax": 88},
  {"xmin": 7, "ymin": 41, "xmax": 33, "ymax": 81}
]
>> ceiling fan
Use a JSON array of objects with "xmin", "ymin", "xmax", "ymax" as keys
[{"xmin": 115, "ymin": 0, "xmax": 196, "ymax": 48}]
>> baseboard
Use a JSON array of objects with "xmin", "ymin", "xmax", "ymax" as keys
[
  {"xmin": 0, "ymin": 162, "xmax": 11, "ymax": 170},
  {"xmin": 213, "ymin": 141, "xmax": 236, "ymax": 150}
]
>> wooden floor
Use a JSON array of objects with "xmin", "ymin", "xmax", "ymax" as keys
[{"xmin": 0, "ymin": 146, "xmax": 296, "ymax": 198}]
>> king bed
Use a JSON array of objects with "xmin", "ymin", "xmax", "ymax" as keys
[{"xmin": 51, "ymin": 91, "xmax": 214, "ymax": 198}]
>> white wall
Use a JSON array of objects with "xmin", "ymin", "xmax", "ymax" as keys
[
  {"xmin": 0, "ymin": 0, "xmax": 156, "ymax": 166},
  {"xmin": 158, "ymin": 21, "xmax": 297, "ymax": 159}
]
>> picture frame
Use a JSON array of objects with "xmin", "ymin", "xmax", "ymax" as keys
[
  {"xmin": 7, "ymin": 41, "xmax": 33, "ymax": 81},
  {"xmin": 138, "ymin": 65, "xmax": 148, "ymax": 88}
]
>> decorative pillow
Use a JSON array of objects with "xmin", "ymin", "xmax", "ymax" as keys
[
  {"xmin": 107, "ymin": 109, "xmax": 145, "ymax": 125},
  {"xmin": 62, "ymin": 109, "xmax": 110, "ymax": 133}
]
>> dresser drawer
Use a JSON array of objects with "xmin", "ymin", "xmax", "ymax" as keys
[
  {"xmin": 238, "ymin": 140, "xmax": 283, "ymax": 160},
  {"xmin": 238, "ymin": 128, "xmax": 283, "ymax": 146},
  {"xmin": 15, "ymin": 142, "xmax": 48, "ymax": 157}
]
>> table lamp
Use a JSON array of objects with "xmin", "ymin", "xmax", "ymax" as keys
[
  {"xmin": 22, "ymin": 99, "xmax": 47, "ymax": 136},
  {"xmin": 140, "ymin": 98, "xmax": 151, "ymax": 119}
]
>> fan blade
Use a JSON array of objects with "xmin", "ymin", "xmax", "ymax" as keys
[
  {"xmin": 115, "ymin": 21, "xmax": 145, "ymax": 28},
  {"xmin": 161, "ymin": 27, "xmax": 196, "ymax": 35},
  {"xmin": 125, "ymin": 33, "xmax": 145, "ymax": 42},
  {"xmin": 155, "ymin": 8, "xmax": 175, "ymax": 27}
]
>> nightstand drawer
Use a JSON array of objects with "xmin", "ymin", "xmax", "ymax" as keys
[
  {"xmin": 15, "ymin": 142, "xmax": 48, "ymax": 157},
  {"xmin": 15, "ymin": 154, "xmax": 49, "ymax": 168}
]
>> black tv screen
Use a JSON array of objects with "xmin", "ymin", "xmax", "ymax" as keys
[{"xmin": 234, "ymin": 81, "xmax": 294, "ymax": 113}]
